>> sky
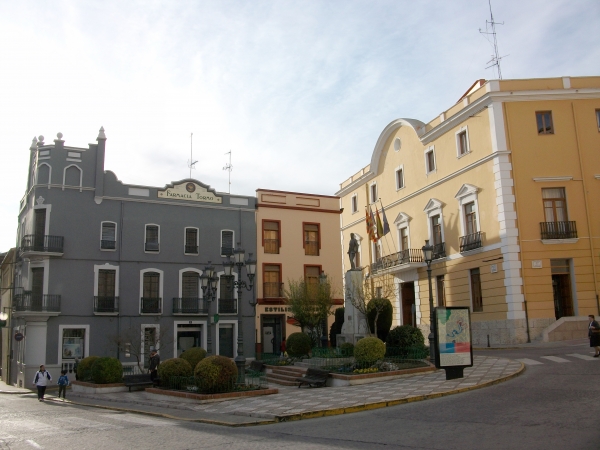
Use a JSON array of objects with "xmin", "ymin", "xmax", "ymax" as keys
[{"xmin": 0, "ymin": 0, "xmax": 599, "ymax": 252}]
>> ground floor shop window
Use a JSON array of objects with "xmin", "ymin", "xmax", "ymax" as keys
[
  {"xmin": 218, "ymin": 324, "xmax": 234, "ymax": 357},
  {"xmin": 62, "ymin": 329, "xmax": 85, "ymax": 360},
  {"xmin": 176, "ymin": 324, "xmax": 203, "ymax": 357}
]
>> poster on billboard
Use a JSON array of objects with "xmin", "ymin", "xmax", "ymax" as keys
[{"xmin": 434, "ymin": 307, "xmax": 473, "ymax": 371}]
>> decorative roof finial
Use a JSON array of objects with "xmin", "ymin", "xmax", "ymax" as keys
[
  {"xmin": 57, "ymin": 132, "xmax": 63, "ymax": 140},
  {"xmin": 30, "ymin": 136, "xmax": 38, "ymax": 150},
  {"xmin": 37, "ymin": 135, "xmax": 45, "ymax": 146},
  {"xmin": 97, "ymin": 126, "xmax": 106, "ymax": 140}
]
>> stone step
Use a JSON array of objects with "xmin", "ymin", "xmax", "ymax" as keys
[
  {"xmin": 270, "ymin": 365, "xmax": 306, "ymax": 376},
  {"xmin": 267, "ymin": 371, "xmax": 301, "ymax": 383},
  {"xmin": 266, "ymin": 376, "xmax": 300, "ymax": 387}
]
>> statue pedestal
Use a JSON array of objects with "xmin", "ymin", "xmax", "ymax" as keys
[{"xmin": 337, "ymin": 270, "xmax": 368, "ymax": 346}]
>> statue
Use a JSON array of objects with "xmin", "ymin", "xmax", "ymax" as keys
[{"xmin": 347, "ymin": 233, "xmax": 359, "ymax": 270}]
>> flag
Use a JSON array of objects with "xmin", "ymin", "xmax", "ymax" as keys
[
  {"xmin": 365, "ymin": 209, "xmax": 374, "ymax": 242},
  {"xmin": 381, "ymin": 205, "xmax": 390, "ymax": 236},
  {"xmin": 375, "ymin": 207, "xmax": 384, "ymax": 239},
  {"xmin": 370, "ymin": 207, "xmax": 378, "ymax": 241}
]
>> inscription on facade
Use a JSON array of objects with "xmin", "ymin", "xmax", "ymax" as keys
[{"xmin": 158, "ymin": 182, "xmax": 222, "ymax": 203}]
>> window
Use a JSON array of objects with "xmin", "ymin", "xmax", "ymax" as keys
[
  {"xmin": 596, "ymin": 109, "xmax": 600, "ymax": 131},
  {"xmin": 431, "ymin": 215, "xmax": 442, "ymax": 246},
  {"xmin": 305, "ymin": 265, "xmax": 321, "ymax": 285},
  {"xmin": 436, "ymin": 275, "xmax": 445, "ymax": 307},
  {"xmin": 351, "ymin": 195, "xmax": 358, "ymax": 213},
  {"xmin": 182, "ymin": 271, "xmax": 200, "ymax": 298},
  {"xmin": 395, "ymin": 167, "xmax": 404, "ymax": 190},
  {"xmin": 375, "ymin": 287, "xmax": 383, "ymax": 298},
  {"xmin": 101, "ymin": 222, "xmax": 116, "ymax": 250},
  {"xmin": 303, "ymin": 223, "xmax": 320, "ymax": 256},
  {"xmin": 142, "ymin": 271, "xmax": 161, "ymax": 314},
  {"xmin": 457, "ymin": 129, "xmax": 469, "ymax": 156},
  {"xmin": 542, "ymin": 188, "xmax": 567, "ymax": 222},
  {"xmin": 221, "ymin": 230, "xmax": 234, "ymax": 256},
  {"xmin": 263, "ymin": 265, "xmax": 281, "ymax": 298},
  {"xmin": 145, "ymin": 225, "xmax": 159, "ymax": 252},
  {"xmin": 263, "ymin": 221, "xmax": 280, "ymax": 254},
  {"xmin": 94, "ymin": 264, "xmax": 119, "ymax": 313},
  {"xmin": 470, "ymin": 268, "xmax": 483, "ymax": 312},
  {"xmin": 464, "ymin": 202, "xmax": 477, "ymax": 235},
  {"xmin": 218, "ymin": 275, "xmax": 236, "ymax": 314},
  {"xmin": 536, "ymin": 111, "xmax": 554, "ymax": 134},
  {"xmin": 98, "ymin": 270, "xmax": 116, "ymax": 298},
  {"xmin": 143, "ymin": 272, "xmax": 160, "ymax": 298},
  {"xmin": 184, "ymin": 228, "xmax": 198, "ymax": 254},
  {"xmin": 425, "ymin": 148, "xmax": 436, "ymax": 173},
  {"xmin": 400, "ymin": 227, "xmax": 409, "ymax": 251},
  {"xmin": 61, "ymin": 328, "xmax": 86, "ymax": 361},
  {"xmin": 370, "ymin": 183, "xmax": 378, "ymax": 203}
]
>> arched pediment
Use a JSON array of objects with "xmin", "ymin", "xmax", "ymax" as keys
[
  {"xmin": 369, "ymin": 118, "xmax": 427, "ymax": 175},
  {"xmin": 455, "ymin": 183, "xmax": 479, "ymax": 199},
  {"xmin": 423, "ymin": 198, "xmax": 444, "ymax": 213}
]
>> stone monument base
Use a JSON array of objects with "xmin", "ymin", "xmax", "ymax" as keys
[{"xmin": 336, "ymin": 333, "xmax": 366, "ymax": 346}]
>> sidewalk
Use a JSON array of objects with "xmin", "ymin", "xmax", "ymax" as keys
[
  {"xmin": 474, "ymin": 337, "xmax": 589, "ymax": 350},
  {"xmin": 0, "ymin": 379, "xmax": 31, "ymax": 394},
  {"xmin": 55, "ymin": 355, "xmax": 522, "ymax": 426}
]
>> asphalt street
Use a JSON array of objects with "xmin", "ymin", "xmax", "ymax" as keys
[{"xmin": 1, "ymin": 339, "xmax": 598, "ymax": 450}]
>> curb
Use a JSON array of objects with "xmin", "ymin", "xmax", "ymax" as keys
[
  {"xmin": 474, "ymin": 347, "xmax": 521, "ymax": 351},
  {"xmin": 273, "ymin": 362, "xmax": 526, "ymax": 423}
]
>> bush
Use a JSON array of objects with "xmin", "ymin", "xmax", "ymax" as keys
[
  {"xmin": 180, "ymin": 347, "xmax": 207, "ymax": 371},
  {"xmin": 157, "ymin": 358, "xmax": 193, "ymax": 381},
  {"xmin": 329, "ymin": 307, "xmax": 345, "ymax": 347},
  {"xmin": 386, "ymin": 325, "xmax": 425, "ymax": 348},
  {"xmin": 367, "ymin": 298, "xmax": 393, "ymax": 342},
  {"xmin": 91, "ymin": 357, "xmax": 123, "ymax": 384},
  {"xmin": 286, "ymin": 332, "xmax": 312, "ymax": 357},
  {"xmin": 194, "ymin": 356, "xmax": 237, "ymax": 392},
  {"xmin": 77, "ymin": 356, "xmax": 100, "ymax": 381},
  {"xmin": 339, "ymin": 342, "xmax": 354, "ymax": 356},
  {"xmin": 354, "ymin": 337, "xmax": 386, "ymax": 366}
]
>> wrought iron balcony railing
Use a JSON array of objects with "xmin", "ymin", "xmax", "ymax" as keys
[
  {"xmin": 101, "ymin": 239, "xmax": 116, "ymax": 250},
  {"xmin": 460, "ymin": 232, "xmax": 483, "ymax": 252},
  {"xmin": 263, "ymin": 282, "xmax": 284, "ymax": 298},
  {"xmin": 140, "ymin": 297, "xmax": 162, "ymax": 314},
  {"xmin": 20, "ymin": 235, "xmax": 64, "ymax": 254},
  {"xmin": 184, "ymin": 244, "xmax": 199, "ymax": 254},
  {"xmin": 94, "ymin": 296, "xmax": 119, "ymax": 313},
  {"xmin": 218, "ymin": 298, "xmax": 237, "ymax": 314},
  {"xmin": 370, "ymin": 249, "xmax": 423, "ymax": 274},
  {"xmin": 432, "ymin": 242, "xmax": 446, "ymax": 259},
  {"xmin": 145, "ymin": 242, "xmax": 159, "ymax": 252},
  {"xmin": 221, "ymin": 246, "xmax": 234, "ymax": 256},
  {"xmin": 13, "ymin": 291, "xmax": 61, "ymax": 313},
  {"xmin": 540, "ymin": 221, "xmax": 577, "ymax": 240},
  {"xmin": 264, "ymin": 239, "xmax": 280, "ymax": 254},
  {"xmin": 172, "ymin": 297, "xmax": 208, "ymax": 314}
]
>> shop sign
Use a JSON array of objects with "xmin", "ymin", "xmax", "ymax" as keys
[{"xmin": 158, "ymin": 182, "xmax": 222, "ymax": 204}]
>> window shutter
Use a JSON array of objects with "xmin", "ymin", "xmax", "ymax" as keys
[
  {"xmin": 102, "ymin": 223, "xmax": 116, "ymax": 241},
  {"xmin": 182, "ymin": 272, "xmax": 198, "ymax": 298}
]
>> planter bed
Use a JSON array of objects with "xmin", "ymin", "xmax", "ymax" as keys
[
  {"xmin": 327, "ymin": 363, "xmax": 435, "ymax": 387},
  {"xmin": 145, "ymin": 387, "xmax": 278, "ymax": 403},
  {"xmin": 71, "ymin": 380, "xmax": 129, "ymax": 394}
]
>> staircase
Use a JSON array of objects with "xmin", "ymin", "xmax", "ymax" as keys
[{"xmin": 265, "ymin": 365, "xmax": 306, "ymax": 387}]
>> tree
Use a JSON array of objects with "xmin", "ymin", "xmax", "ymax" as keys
[
  {"xmin": 284, "ymin": 276, "xmax": 336, "ymax": 347},
  {"xmin": 107, "ymin": 324, "xmax": 173, "ymax": 372},
  {"xmin": 349, "ymin": 270, "xmax": 396, "ymax": 338}
]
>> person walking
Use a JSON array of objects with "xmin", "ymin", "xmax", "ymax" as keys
[
  {"xmin": 588, "ymin": 315, "xmax": 600, "ymax": 357},
  {"xmin": 148, "ymin": 350, "xmax": 160, "ymax": 382},
  {"xmin": 57, "ymin": 369, "xmax": 69, "ymax": 401},
  {"xmin": 33, "ymin": 365, "xmax": 52, "ymax": 402}
]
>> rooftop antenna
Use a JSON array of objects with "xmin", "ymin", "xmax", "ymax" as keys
[
  {"xmin": 479, "ymin": 0, "xmax": 507, "ymax": 79},
  {"xmin": 223, "ymin": 150, "xmax": 232, "ymax": 194},
  {"xmin": 187, "ymin": 133, "xmax": 197, "ymax": 179}
]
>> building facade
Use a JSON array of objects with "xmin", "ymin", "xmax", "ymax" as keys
[
  {"xmin": 254, "ymin": 189, "xmax": 343, "ymax": 355},
  {"xmin": 11, "ymin": 129, "xmax": 257, "ymax": 387},
  {"xmin": 1, "ymin": 249, "xmax": 15, "ymax": 384},
  {"xmin": 337, "ymin": 76, "xmax": 600, "ymax": 345}
]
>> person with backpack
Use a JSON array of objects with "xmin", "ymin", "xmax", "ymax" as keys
[
  {"xmin": 57, "ymin": 369, "xmax": 69, "ymax": 400},
  {"xmin": 33, "ymin": 365, "xmax": 52, "ymax": 401}
]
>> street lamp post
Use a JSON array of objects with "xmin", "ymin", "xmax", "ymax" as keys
[
  {"xmin": 223, "ymin": 244, "xmax": 256, "ymax": 384},
  {"xmin": 319, "ymin": 271, "xmax": 329, "ymax": 348},
  {"xmin": 421, "ymin": 240, "xmax": 436, "ymax": 366},
  {"xmin": 199, "ymin": 262, "xmax": 219, "ymax": 355}
]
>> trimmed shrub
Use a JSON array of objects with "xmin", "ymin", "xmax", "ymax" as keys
[
  {"xmin": 180, "ymin": 347, "xmax": 207, "ymax": 371},
  {"xmin": 367, "ymin": 298, "xmax": 393, "ymax": 342},
  {"xmin": 354, "ymin": 337, "xmax": 386, "ymax": 366},
  {"xmin": 194, "ymin": 355, "xmax": 237, "ymax": 392},
  {"xmin": 286, "ymin": 332, "xmax": 312, "ymax": 357},
  {"xmin": 91, "ymin": 357, "xmax": 123, "ymax": 384},
  {"xmin": 77, "ymin": 356, "xmax": 100, "ymax": 381},
  {"xmin": 157, "ymin": 358, "xmax": 193, "ymax": 381},
  {"xmin": 386, "ymin": 325, "xmax": 425, "ymax": 348},
  {"xmin": 339, "ymin": 342, "xmax": 354, "ymax": 356},
  {"xmin": 329, "ymin": 307, "xmax": 345, "ymax": 347}
]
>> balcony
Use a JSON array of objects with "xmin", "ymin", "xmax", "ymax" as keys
[
  {"xmin": 184, "ymin": 244, "xmax": 198, "ymax": 254},
  {"xmin": 20, "ymin": 235, "xmax": 64, "ymax": 257},
  {"xmin": 540, "ymin": 221, "xmax": 578, "ymax": 240},
  {"xmin": 13, "ymin": 290, "xmax": 61, "ymax": 315},
  {"xmin": 460, "ymin": 232, "xmax": 483, "ymax": 253},
  {"xmin": 432, "ymin": 242, "xmax": 446, "ymax": 259},
  {"xmin": 221, "ymin": 246, "xmax": 234, "ymax": 256},
  {"xmin": 370, "ymin": 249, "xmax": 423, "ymax": 275},
  {"xmin": 264, "ymin": 239, "xmax": 280, "ymax": 254},
  {"xmin": 101, "ymin": 239, "xmax": 116, "ymax": 250},
  {"xmin": 263, "ymin": 282, "xmax": 284, "ymax": 298},
  {"xmin": 173, "ymin": 297, "xmax": 208, "ymax": 314},
  {"xmin": 145, "ymin": 242, "xmax": 159, "ymax": 252},
  {"xmin": 218, "ymin": 298, "xmax": 237, "ymax": 314},
  {"xmin": 141, "ymin": 297, "xmax": 162, "ymax": 314},
  {"xmin": 94, "ymin": 296, "xmax": 119, "ymax": 314}
]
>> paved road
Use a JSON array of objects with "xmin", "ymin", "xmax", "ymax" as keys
[{"xmin": 1, "ymin": 340, "xmax": 598, "ymax": 449}]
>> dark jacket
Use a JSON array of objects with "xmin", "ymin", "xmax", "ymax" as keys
[
  {"xmin": 589, "ymin": 320, "xmax": 600, "ymax": 337},
  {"xmin": 149, "ymin": 353, "xmax": 160, "ymax": 371}
]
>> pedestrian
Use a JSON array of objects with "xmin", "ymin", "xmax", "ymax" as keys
[
  {"xmin": 280, "ymin": 339, "xmax": 286, "ymax": 358},
  {"xmin": 148, "ymin": 350, "xmax": 160, "ymax": 382},
  {"xmin": 33, "ymin": 365, "xmax": 52, "ymax": 402},
  {"xmin": 73, "ymin": 358, "xmax": 79, "ymax": 380},
  {"xmin": 57, "ymin": 369, "xmax": 69, "ymax": 400},
  {"xmin": 588, "ymin": 315, "xmax": 600, "ymax": 357}
]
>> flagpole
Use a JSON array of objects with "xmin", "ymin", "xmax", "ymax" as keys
[{"xmin": 379, "ymin": 198, "xmax": 397, "ymax": 257}]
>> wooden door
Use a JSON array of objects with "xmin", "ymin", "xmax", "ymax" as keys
[{"xmin": 401, "ymin": 282, "xmax": 415, "ymax": 326}]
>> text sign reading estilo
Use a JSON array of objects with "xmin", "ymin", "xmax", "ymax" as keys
[{"xmin": 158, "ymin": 182, "xmax": 222, "ymax": 204}]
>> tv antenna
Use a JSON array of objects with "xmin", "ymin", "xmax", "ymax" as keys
[
  {"xmin": 223, "ymin": 150, "xmax": 232, "ymax": 194},
  {"xmin": 187, "ymin": 133, "xmax": 197, "ymax": 179},
  {"xmin": 479, "ymin": 0, "xmax": 507, "ymax": 79}
]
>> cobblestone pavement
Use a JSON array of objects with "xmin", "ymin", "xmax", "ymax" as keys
[{"xmin": 66, "ymin": 355, "xmax": 522, "ymax": 421}]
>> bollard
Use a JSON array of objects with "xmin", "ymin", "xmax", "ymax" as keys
[{"xmin": 487, "ymin": 334, "xmax": 491, "ymax": 348}]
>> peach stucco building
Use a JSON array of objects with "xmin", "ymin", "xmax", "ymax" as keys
[
  {"xmin": 337, "ymin": 76, "xmax": 600, "ymax": 345},
  {"xmin": 254, "ymin": 189, "xmax": 343, "ymax": 354}
]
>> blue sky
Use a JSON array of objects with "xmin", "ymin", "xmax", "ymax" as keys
[{"xmin": 0, "ymin": 0, "xmax": 599, "ymax": 251}]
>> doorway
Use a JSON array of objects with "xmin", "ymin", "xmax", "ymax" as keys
[
  {"xmin": 262, "ymin": 316, "xmax": 283, "ymax": 356},
  {"xmin": 176, "ymin": 324, "xmax": 202, "ymax": 357},
  {"xmin": 401, "ymin": 282, "xmax": 416, "ymax": 326},
  {"xmin": 219, "ymin": 324, "xmax": 234, "ymax": 357},
  {"xmin": 551, "ymin": 259, "xmax": 574, "ymax": 319}
]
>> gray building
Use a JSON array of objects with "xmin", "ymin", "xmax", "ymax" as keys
[{"xmin": 11, "ymin": 128, "xmax": 257, "ymax": 387}]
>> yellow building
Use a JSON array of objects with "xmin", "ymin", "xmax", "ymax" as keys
[
  {"xmin": 337, "ymin": 76, "xmax": 600, "ymax": 345},
  {"xmin": 255, "ymin": 189, "xmax": 343, "ymax": 355}
]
